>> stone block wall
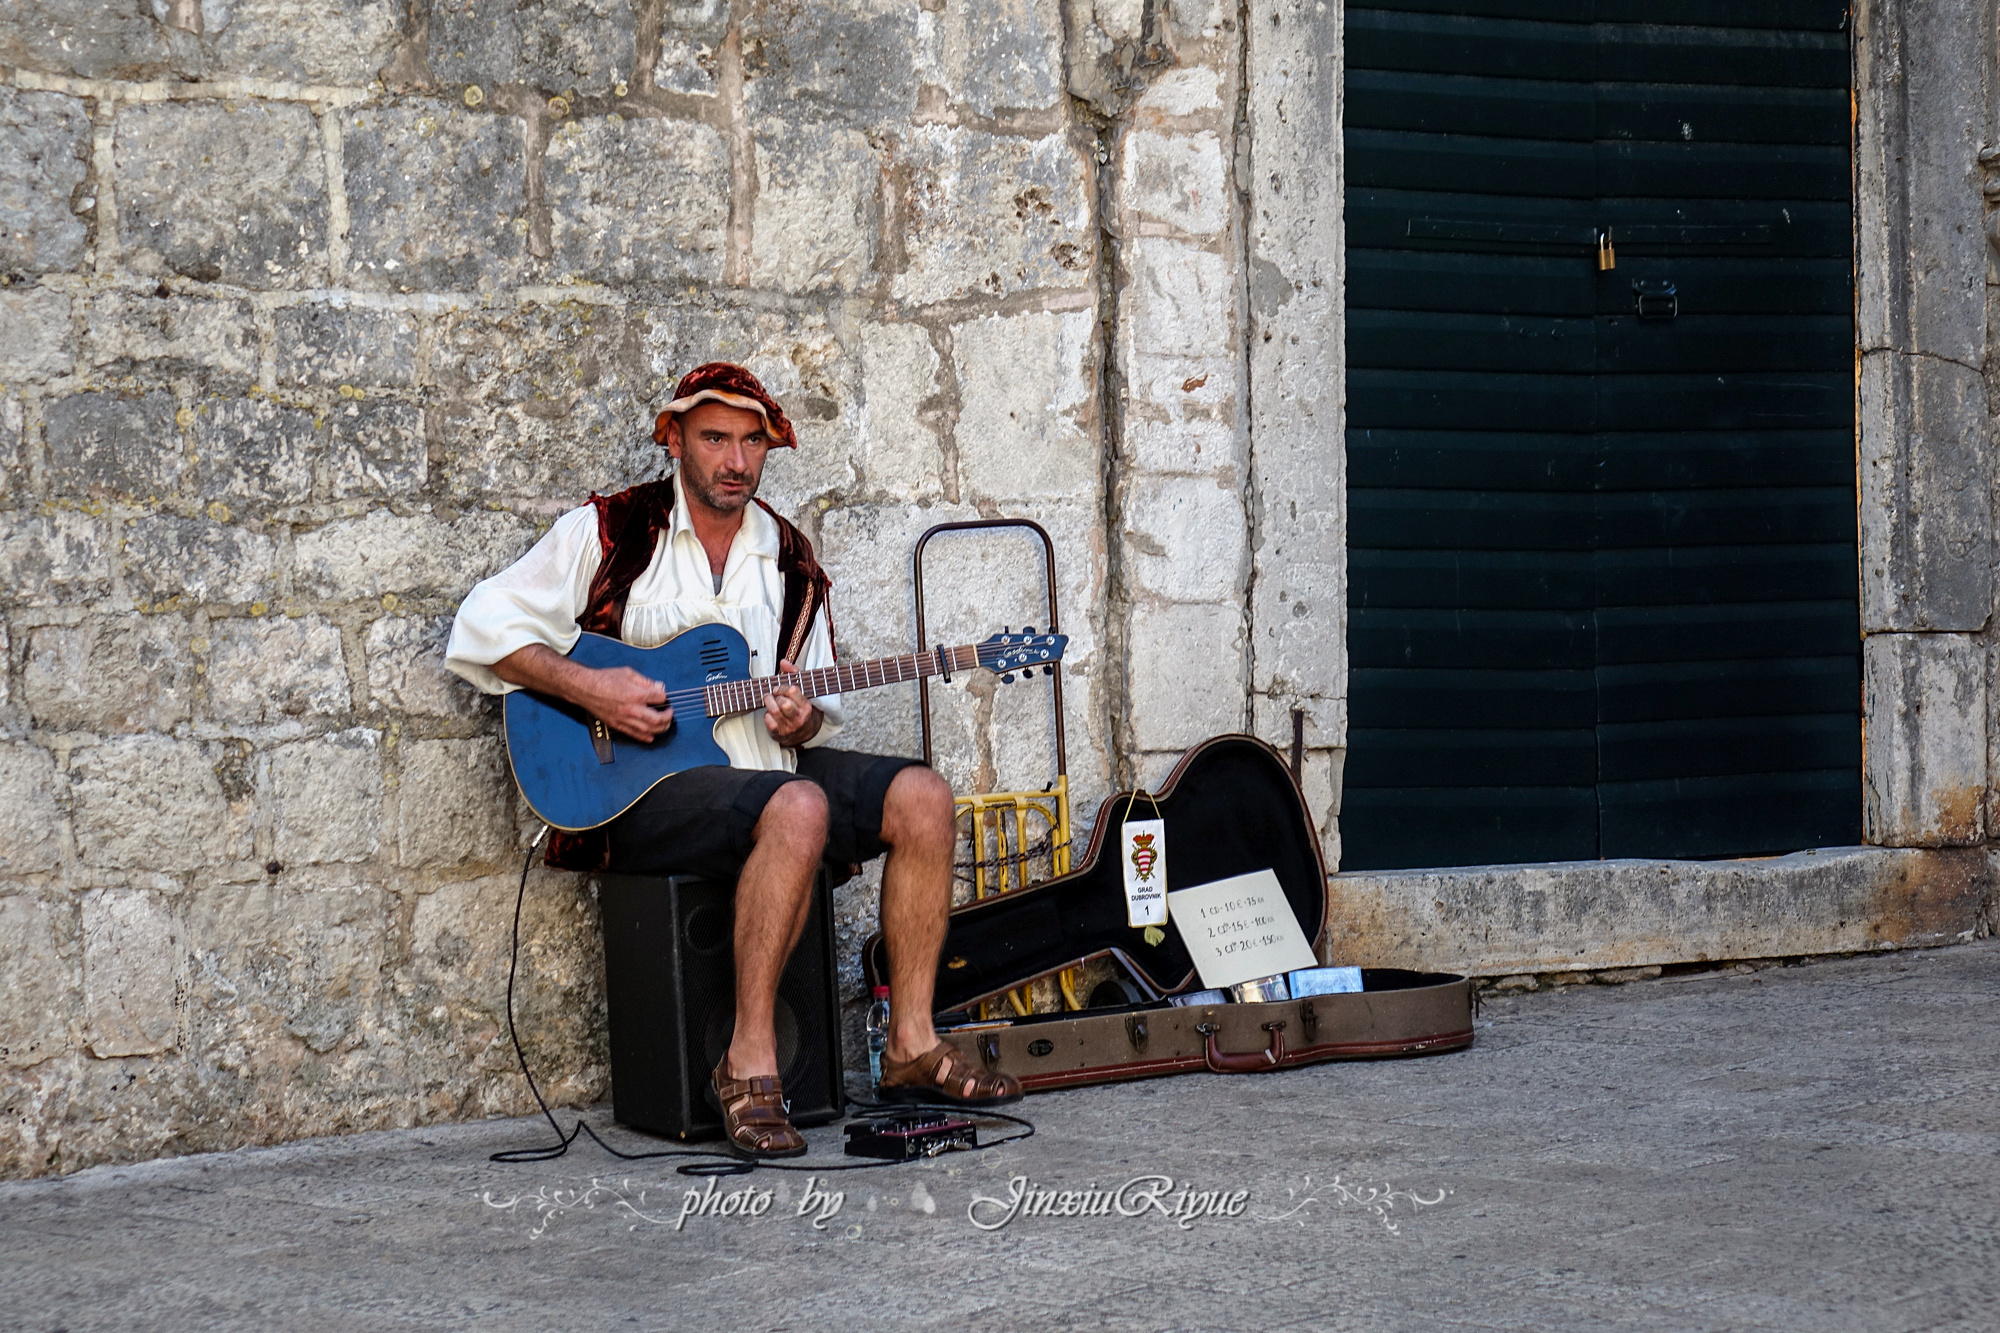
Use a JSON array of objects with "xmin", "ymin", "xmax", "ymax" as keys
[{"xmin": 0, "ymin": 0, "xmax": 1347, "ymax": 1176}]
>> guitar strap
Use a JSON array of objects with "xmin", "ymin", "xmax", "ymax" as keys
[
  {"xmin": 544, "ymin": 477, "xmax": 835, "ymax": 872},
  {"xmin": 762, "ymin": 496, "xmax": 836, "ymax": 668}
]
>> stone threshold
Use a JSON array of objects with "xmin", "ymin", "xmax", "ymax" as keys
[{"xmin": 1322, "ymin": 845, "xmax": 1996, "ymax": 978}]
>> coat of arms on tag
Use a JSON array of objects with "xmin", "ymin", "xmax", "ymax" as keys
[{"xmin": 1129, "ymin": 832, "xmax": 1158, "ymax": 882}]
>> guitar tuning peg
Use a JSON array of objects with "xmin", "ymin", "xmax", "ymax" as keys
[
  {"xmin": 1001, "ymin": 673, "xmax": 1016, "ymax": 685},
  {"xmin": 1024, "ymin": 626, "xmax": 1037, "ymax": 635}
]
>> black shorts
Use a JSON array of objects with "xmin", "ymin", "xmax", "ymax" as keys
[{"xmin": 604, "ymin": 748, "xmax": 926, "ymax": 883}]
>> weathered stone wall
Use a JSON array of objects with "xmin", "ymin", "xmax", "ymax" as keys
[{"xmin": 0, "ymin": 0, "xmax": 1348, "ymax": 1177}]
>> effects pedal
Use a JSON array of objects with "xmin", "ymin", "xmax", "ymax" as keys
[{"xmin": 842, "ymin": 1112, "xmax": 978, "ymax": 1160}]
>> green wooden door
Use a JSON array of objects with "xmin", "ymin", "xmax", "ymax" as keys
[{"xmin": 1342, "ymin": 1, "xmax": 1858, "ymax": 870}]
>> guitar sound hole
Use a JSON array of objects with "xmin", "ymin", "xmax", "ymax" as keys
[{"xmin": 698, "ymin": 638, "xmax": 731, "ymax": 671}]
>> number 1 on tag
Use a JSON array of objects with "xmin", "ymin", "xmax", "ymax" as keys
[{"xmin": 1121, "ymin": 818, "xmax": 1168, "ymax": 927}]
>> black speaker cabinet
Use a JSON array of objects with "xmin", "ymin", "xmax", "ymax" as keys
[{"xmin": 598, "ymin": 871, "xmax": 846, "ymax": 1140}]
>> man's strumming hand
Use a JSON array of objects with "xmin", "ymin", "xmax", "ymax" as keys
[
  {"xmin": 765, "ymin": 659, "xmax": 823, "ymax": 749},
  {"xmin": 582, "ymin": 665, "xmax": 675, "ymax": 742}
]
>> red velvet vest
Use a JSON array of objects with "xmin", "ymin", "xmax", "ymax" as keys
[{"xmin": 542, "ymin": 478, "xmax": 834, "ymax": 872}]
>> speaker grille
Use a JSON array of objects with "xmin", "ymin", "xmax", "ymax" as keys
[
  {"xmin": 684, "ymin": 897, "xmax": 814, "ymax": 1094},
  {"xmin": 699, "ymin": 987, "xmax": 805, "ymax": 1088}
]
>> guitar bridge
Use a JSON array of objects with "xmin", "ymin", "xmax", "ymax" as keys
[{"xmin": 590, "ymin": 718, "xmax": 615, "ymax": 765}]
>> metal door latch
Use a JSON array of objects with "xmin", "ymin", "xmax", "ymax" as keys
[{"xmin": 1632, "ymin": 278, "xmax": 1677, "ymax": 320}]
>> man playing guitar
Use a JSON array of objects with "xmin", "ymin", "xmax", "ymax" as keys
[{"xmin": 445, "ymin": 362, "xmax": 1020, "ymax": 1157}]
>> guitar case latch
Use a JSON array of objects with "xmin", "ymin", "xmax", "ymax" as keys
[
  {"xmin": 1300, "ymin": 1000, "xmax": 1318, "ymax": 1044},
  {"xmin": 978, "ymin": 1034, "xmax": 1000, "ymax": 1068},
  {"xmin": 1125, "ymin": 1014, "xmax": 1148, "ymax": 1052}
]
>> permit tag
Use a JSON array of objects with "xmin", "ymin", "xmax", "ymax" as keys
[{"xmin": 1120, "ymin": 817, "xmax": 1168, "ymax": 927}]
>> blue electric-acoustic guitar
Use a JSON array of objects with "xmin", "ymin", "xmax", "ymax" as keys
[{"xmin": 503, "ymin": 624, "xmax": 1069, "ymax": 831}]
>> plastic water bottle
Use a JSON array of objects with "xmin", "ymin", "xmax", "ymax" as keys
[{"xmin": 866, "ymin": 985, "xmax": 892, "ymax": 1092}]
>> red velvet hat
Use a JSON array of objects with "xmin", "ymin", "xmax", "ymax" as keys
[{"xmin": 652, "ymin": 362, "xmax": 798, "ymax": 449}]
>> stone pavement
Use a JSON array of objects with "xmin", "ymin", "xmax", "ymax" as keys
[{"xmin": 2, "ymin": 941, "xmax": 1995, "ymax": 1333}]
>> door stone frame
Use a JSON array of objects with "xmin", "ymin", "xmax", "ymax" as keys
[
  {"xmin": 1305, "ymin": 0, "xmax": 1998, "ymax": 976},
  {"xmin": 1856, "ymin": 0, "xmax": 1995, "ymax": 847}
]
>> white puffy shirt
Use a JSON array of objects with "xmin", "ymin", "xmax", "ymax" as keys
[{"xmin": 444, "ymin": 488, "xmax": 844, "ymax": 772}]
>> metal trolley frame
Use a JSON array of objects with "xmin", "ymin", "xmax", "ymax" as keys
[{"xmin": 912, "ymin": 518, "xmax": 1079, "ymax": 1014}]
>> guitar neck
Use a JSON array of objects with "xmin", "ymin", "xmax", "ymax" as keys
[{"xmin": 704, "ymin": 644, "xmax": 983, "ymax": 718}]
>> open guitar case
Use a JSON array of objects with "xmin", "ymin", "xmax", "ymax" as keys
[{"xmin": 863, "ymin": 725, "xmax": 1474, "ymax": 1091}]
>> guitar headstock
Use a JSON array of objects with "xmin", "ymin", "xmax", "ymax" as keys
[{"xmin": 975, "ymin": 627, "xmax": 1068, "ymax": 682}]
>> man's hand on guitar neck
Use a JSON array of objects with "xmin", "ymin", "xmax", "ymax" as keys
[
  {"xmin": 490, "ymin": 643, "xmax": 674, "ymax": 742},
  {"xmin": 765, "ymin": 659, "xmax": 823, "ymax": 749}
]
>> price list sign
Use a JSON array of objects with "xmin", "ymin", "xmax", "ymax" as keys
[{"xmin": 1165, "ymin": 869, "xmax": 1317, "ymax": 991}]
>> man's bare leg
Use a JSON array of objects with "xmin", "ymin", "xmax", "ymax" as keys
[
  {"xmin": 876, "ymin": 765, "xmax": 956, "ymax": 1064},
  {"xmin": 726, "ymin": 779, "xmax": 827, "ymax": 1079}
]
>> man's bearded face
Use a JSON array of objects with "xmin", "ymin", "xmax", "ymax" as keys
[{"xmin": 666, "ymin": 402, "xmax": 772, "ymax": 515}]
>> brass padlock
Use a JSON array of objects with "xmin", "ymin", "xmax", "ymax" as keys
[{"xmin": 1596, "ymin": 229, "xmax": 1616, "ymax": 270}]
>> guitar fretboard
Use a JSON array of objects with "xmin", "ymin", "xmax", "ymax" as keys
[{"xmin": 703, "ymin": 644, "xmax": 984, "ymax": 718}]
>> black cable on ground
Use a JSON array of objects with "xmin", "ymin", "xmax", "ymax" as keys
[{"xmin": 490, "ymin": 840, "xmax": 1034, "ymax": 1175}]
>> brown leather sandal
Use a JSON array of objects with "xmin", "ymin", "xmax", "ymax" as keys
[
  {"xmin": 711, "ymin": 1057, "xmax": 807, "ymax": 1159},
  {"xmin": 877, "ymin": 1042, "xmax": 1023, "ymax": 1108}
]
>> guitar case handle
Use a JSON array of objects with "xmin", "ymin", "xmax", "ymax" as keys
[{"xmin": 1197, "ymin": 1020, "xmax": 1286, "ymax": 1073}]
